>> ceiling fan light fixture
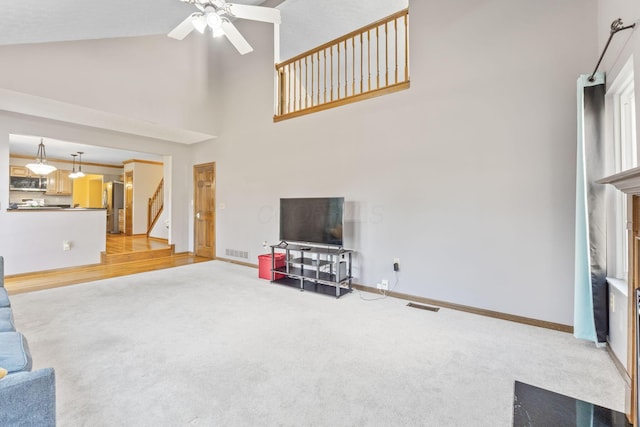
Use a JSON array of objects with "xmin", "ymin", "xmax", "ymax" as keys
[
  {"xmin": 212, "ymin": 26, "xmax": 225, "ymax": 38},
  {"xmin": 206, "ymin": 12, "xmax": 222, "ymax": 30},
  {"xmin": 191, "ymin": 14, "xmax": 207, "ymax": 33}
]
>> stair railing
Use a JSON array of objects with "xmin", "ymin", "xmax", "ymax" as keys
[
  {"xmin": 275, "ymin": 9, "xmax": 410, "ymax": 121},
  {"xmin": 147, "ymin": 178, "xmax": 164, "ymax": 236}
]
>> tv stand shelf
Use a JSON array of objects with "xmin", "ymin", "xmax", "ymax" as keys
[{"xmin": 270, "ymin": 243, "xmax": 353, "ymax": 298}]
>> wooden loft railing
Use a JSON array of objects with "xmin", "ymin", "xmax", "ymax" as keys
[
  {"xmin": 147, "ymin": 178, "xmax": 164, "ymax": 237},
  {"xmin": 274, "ymin": 9, "xmax": 410, "ymax": 122}
]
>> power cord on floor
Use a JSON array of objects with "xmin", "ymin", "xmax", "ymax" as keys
[{"xmin": 357, "ymin": 271, "xmax": 400, "ymax": 301}]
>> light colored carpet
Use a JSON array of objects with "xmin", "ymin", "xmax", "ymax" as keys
[{"xmin": 10, "ymin": 261, "xmax": 626, "ymax": 426}]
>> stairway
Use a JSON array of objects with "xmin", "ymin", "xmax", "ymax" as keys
[{"xmin": 100, "ymin": 235, "xmax": 175, "ymax": 265}]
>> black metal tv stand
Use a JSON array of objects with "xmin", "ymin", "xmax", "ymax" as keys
[{"xmin": 269, "ymin": 243, "xmax": 353, "ymax": 298}]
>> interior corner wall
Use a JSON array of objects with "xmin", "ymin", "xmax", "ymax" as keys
[{"xmin": 192, "ymin": 0, "xmax": 598, "ymax": 326}]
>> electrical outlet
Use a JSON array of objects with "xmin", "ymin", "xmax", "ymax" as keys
[
  {"xmin": 262, "ymin": 240, "xmax": 268, "ymax": 248},
  {"xmin": 393, "ymin": 258, "xmax": 400, "ymax": 264},
  {"xmin": 381, "ymin": 279, "xmax": 389, "ymax": 290},
  {"xmin": 62, "ymin": 240, "xmax": 71, "ymax": 251},
  {"xmin": 376, "ymin": 283, "xmax": 383, "ymax": 290}
]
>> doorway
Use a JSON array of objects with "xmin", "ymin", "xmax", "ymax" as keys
[{"xmin": 193, "ymin": 163, "xmax": 215, "ymax": 259}]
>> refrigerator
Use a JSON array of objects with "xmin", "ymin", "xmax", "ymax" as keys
[{"xmin": 105, "ymin": 181, "xmax": 124, "ymax": 234}]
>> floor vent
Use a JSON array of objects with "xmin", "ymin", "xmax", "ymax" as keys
[{"xmin": 407, "ymin": 302, "xmax": 440, "ymax": 312}]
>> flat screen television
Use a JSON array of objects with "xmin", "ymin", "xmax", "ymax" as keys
[{"xmin": 279, "ymin": 197, "xmax": 344, "ymax": 246}]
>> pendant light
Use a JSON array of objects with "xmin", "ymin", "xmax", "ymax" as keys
[
  {"xmin": 74, "ymin": 151, "xmax": 85, "ymax": 178},
  {"xmin": 25, "ymin": 138, "xmax": 57, "ymax": 176},
  {"xmin": 69, "ymin": 154, "xmax": 78, "ymax": 179}
]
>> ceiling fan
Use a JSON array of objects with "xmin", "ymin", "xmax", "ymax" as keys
[{"xmin": 168, "ymin": 0, "xmax": 281, "ymax": 55}]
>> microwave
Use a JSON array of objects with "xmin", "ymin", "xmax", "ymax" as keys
[{"xmin": 10, "ymin": 176, "xmax": 47, "ymax": 192}]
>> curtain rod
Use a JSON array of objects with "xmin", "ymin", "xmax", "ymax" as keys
[{"xmin": 588, "ymin": 18, "xmax": 636, "ymax": 82}]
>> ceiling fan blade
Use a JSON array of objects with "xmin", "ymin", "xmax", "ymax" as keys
[
  {"xmin": 168, "ymin": 15, "xmax": 196, "ymax": 40},
  {"xmin": 226, "ymin": 3, "xmax": 281, "ymax": 24},
  {"xmin": 221, "ymin": 21, "xmax": 253, "ymax": 55}
]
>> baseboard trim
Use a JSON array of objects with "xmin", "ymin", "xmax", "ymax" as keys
[
  {"xmin": 6, "ymin": 263, "xmax": 104, "ymax": 279},
  {"xmin": 148, "ymin": 237, "xmax": 169, "ymax": 244},
  {"xmin": 606, "ymin": 344, "xmax": 631, "ymax": 387},
  {"xmin": 216, "ymin": 257, "xmax": 258, "ymax": 269},
  {"xmin": 352, "ymin": 284, "xmax": 573, "ymax": 333}
]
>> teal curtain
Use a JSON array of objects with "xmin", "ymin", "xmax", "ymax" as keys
[{"xmin": 574, "ymin": 72, "xmax": 607, "ymax": 343}]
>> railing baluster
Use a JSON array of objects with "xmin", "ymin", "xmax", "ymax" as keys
[
  {"xmin": 352, "ymin": 36, "xmax": 355, "ymax": 96},
  {"xmin": 288, "ymin": 63, "xmax": 292, "ymax": 112},
  {"xmin": 404, "ymin": 14, "xmax": 409, "ymax": 82},
  {"xmin": 324, "ymin": 48, "xmax": 327, "ymax": 104},
  {"xmin": 394, "ymin": 18, "xmax": 399, "ymax": 84},
  {"xmin": 292, "ymin": 61, "xmax": 296, "ymax": 111},
  {"xmin": 385, "ymin": 22, "xmax": 389, "ymax": 87},
  {"xmin": 337, "ymin": 42, "xmax": 341, "ymax": 99},
  {"xmin": 367, "ymin": 30, "xmax": 371, "ymax": 91},
  {"xmin": 376, "ymin": 26, "xmax": 380, "ymax": 89},
  {"xmin": 278, "ymin": 68, "xmax": 284, "ymax": 115},
  {"xmin": 298, "ymin": 59, "xmax": 302, "ymax": 111},
  {"xmin": 360, "ymin": 33, "xmax": 364, "ymax": 93},
  {"xmin": 330, "ymin": 46, "xmax": 334, "ymax": 102},
  {"xmin": 344, "ymin": 40, "xmax": 348, "ymax": 96}
]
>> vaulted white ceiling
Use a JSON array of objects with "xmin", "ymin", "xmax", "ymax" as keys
[
  {"xmin": 0, "ymin": 0, "xmax": 407, "ymax": 57},
  {"xmin": 0, "ymin": 0, "xmax": 264, "ymax": 46}
]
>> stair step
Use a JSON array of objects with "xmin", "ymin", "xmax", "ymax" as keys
[{"xmin": 101, "ymin": 245, "xmax": 174, "ymax": 265}]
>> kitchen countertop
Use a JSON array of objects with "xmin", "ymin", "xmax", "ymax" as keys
[{"xmin": 7, "ymin": 207, "xmax": 106, "ymax": 212}]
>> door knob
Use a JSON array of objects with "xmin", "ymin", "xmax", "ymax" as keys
[{"xmin": 196, "ymin": 212, "xmax": 200, "ymax": 219}]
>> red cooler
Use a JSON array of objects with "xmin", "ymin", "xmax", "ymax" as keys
[{"xmin": 258, "ymin": 253, "xmax": 286, "ymax": 280}]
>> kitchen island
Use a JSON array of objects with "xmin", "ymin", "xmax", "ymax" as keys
[{"xmin": 2, "ymin": 208, "xmax": 106, "ymax": 275}]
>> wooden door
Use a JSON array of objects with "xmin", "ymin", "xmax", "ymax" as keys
[
  {"xmin": 125, "ymin": 171, "xmax": 133, "ymax": 236},
  {"xmin": 194, "ymin": 163, "xmax": 215, "ymax": 259}
]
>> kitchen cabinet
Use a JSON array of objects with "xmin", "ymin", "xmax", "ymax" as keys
[
  {"xmin": 10, "ymin": 166, "xmax": 32, "ymax": 177},
  {"xmin": 45, "ymin": 170, "xmax": 72, "ymax": 196}
]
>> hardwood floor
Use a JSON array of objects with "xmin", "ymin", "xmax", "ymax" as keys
[
  {"xmin": 104, "ymin": 234, "xmax": 171, "ymax": 254},
  {"xmin": 5, "ymin": 235, "xmax": 210, "ymax": 295}
]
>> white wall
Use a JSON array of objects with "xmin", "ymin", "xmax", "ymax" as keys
[
  {"xmin": 0, "ymin": 35, "xmax": 219, "ymax": 136},
  {"xmin": 191, "ymin": 0, "xmax": 598, "ymax": 326}
]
